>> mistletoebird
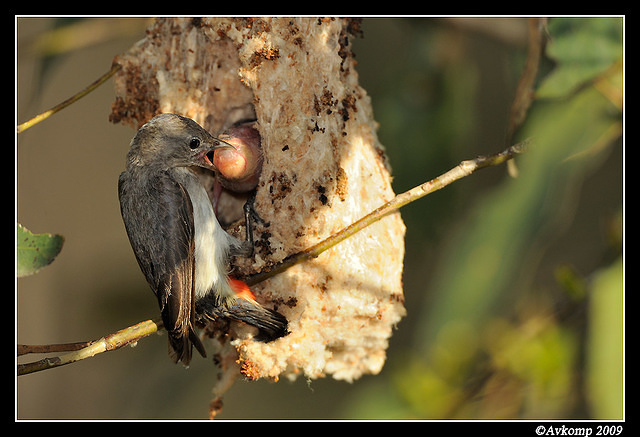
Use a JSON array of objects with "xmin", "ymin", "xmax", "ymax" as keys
[{"xmin": 118, "ymin": 113, "xmax": 287, "ymax": 365}]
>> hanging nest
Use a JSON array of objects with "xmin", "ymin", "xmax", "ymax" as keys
[{"xmin": 110, "ymin": 17, "xmax": 406, "ymax": 413}]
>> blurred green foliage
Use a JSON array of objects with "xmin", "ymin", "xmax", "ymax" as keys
[
  {"xmin": 346, "ymin": 17, "xmax": 622, "ymax": 419},
  {"xmin": 538, "ymin": 18, "xmax": 623, "ymax": 99},
  {"xmin": 587, "ymin": 257, "xmax": 623, "ymax": 419}
]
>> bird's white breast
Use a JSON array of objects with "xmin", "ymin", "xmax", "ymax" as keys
[{"xmin": 171, "ymin": 168, "xmax": 234, "ymax": 300}]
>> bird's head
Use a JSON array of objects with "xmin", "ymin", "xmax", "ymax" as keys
[{"xmin": 127, "ymin": 113, "xmax": 236, "ymax": 171}]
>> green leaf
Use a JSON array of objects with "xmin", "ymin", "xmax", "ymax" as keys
[
  {"xmin": 537, "ymin": 17, "xmax": 623, "ymax": 99},
  {"xmin": 16, "ymin": 223, "xmax": 64, "ymax": 277}
]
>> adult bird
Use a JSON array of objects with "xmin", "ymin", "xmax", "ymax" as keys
[{"xmin": 118, "ymin": 113, "xmax": 287, "ymax": 365}]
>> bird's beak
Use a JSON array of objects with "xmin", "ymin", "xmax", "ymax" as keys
[
  {"xmin": 197, "ymin": 139, "xmax": 237, "ymax": 170},
  {"xmin": 213, "ymin": 138, "xmax": 238, "ymax": 150}
]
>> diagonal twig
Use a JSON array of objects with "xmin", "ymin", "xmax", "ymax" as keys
[
  {"xmin": 17, "ymin": 318, "xmax": 161, "ymax": 376},
  {"xmin": 245, "ymin": 139, "xmax": 529, "ymax": 286},
  {"xmin": 16, "ymin": 63, "xmax": 121, "ymax": 134}
]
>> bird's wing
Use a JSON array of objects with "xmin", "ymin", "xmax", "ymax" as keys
[{"xmin": 118, "ymin": 170, "xmax": 206, "ymax": 365}]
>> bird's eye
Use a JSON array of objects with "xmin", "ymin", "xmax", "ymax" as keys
[{"xmin": 189, "ymin": 138, "xmax": 200, "ymax": 149}]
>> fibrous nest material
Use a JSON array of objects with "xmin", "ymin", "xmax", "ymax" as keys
[{"xmin": 111, "ymin": 17, "xmax": 406, "ymax": 388}]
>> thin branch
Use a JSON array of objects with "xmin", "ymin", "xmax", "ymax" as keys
[
  {"xmin": 17, "ymin": 318, "xmax": 161, "ymax": 376},
  {"xmin": 18, "ymin": 342, "xmax": 92, "ymax": 356},
  {"xmin": 505, "ymin": 17, "xmax": 547, "ymax": 147},
  {"xmin": 16, "ymin": 63, "xmax": 121, "ymax": 134},
  {"xmin": 245, "ymin": 139, "xmax": 529, "ymax": 286}
]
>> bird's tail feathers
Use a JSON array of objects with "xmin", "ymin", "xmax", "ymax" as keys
[
  {"xmin": 224, "ymin": 296, "xmax": 289, "ymax": 341},
  {"xmin": 167, "ymin": 324, "xmax": 207, "ymax": 366},
  {"xmin": 197, "ymin": 278, "xmax": 288, "ymax": 341}
]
